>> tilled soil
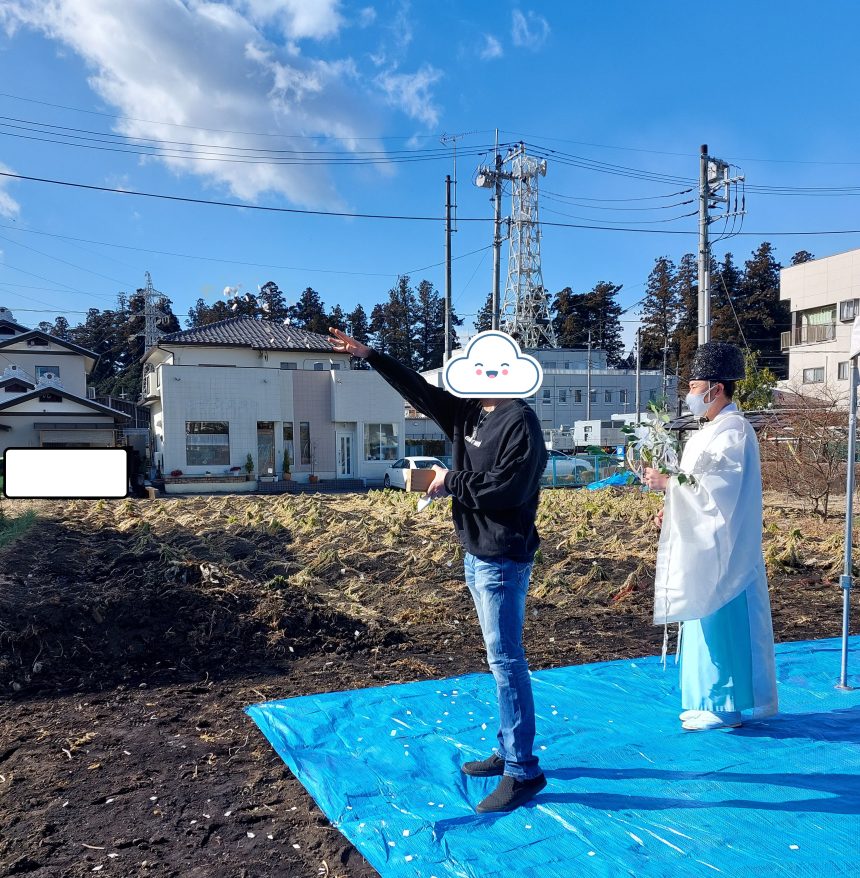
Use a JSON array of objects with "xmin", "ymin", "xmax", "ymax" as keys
[{"xmin": 0, "ymin": 491, "xmax": 849, "ymax": 877}]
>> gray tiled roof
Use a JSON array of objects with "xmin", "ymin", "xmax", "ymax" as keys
[{"xmin": 159, "ymin": 317, "xmax": 335, "ymax": 352}]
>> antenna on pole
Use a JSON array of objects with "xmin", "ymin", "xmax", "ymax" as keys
[{"xmin": 477, "ymin": 141, "xmax": 557, "ymax": 347}]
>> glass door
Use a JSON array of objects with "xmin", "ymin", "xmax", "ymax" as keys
[{"xmin": 336, "ymin": 432, "xmax": 353, "ymax": 478}]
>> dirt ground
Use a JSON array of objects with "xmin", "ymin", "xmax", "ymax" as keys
[{"xmin": 0, "ymin": 489, "xmax": 851, "ymax": 878}]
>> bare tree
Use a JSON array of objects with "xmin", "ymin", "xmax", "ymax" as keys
[{"xmin": 759, "ymin": 382, "xmax": 852, "ymax": 519}]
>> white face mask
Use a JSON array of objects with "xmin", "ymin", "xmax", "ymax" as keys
[{"xmin": 685, "ymin": 383, "xmax": 714, "ymax": 417}]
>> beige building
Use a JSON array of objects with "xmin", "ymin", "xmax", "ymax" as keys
[
  {"xmin": 142, "ymin": 317, "xmax": 404, "ymax": 484},
  {"xmin": 0, "ymin": 308, "xmax": 130, "ymax": 452},
  {"xmin": 780, "ymin": 249, "xmax": 860, "ymax": 401}
]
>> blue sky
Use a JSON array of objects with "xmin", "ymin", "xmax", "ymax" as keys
[{"xmin": 1, "ymin": 0, "xmax": 859, "ymax": 355}]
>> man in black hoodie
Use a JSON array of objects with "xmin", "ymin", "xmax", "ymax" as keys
[{"xmin": 328, "ymin": 327, "xmax": 548, "ymax": 813}]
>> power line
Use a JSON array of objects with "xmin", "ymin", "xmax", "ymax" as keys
[
  {"xmin": 0, "ymin": 90, "xmax": 494, "ymax": 143},
  {"xmin": 5, "ymin": 169, "xmax": 860, "ymax": 236}
]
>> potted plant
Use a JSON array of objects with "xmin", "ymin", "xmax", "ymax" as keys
[
  {"xmin": 244, "ymin": 453, "xmax": 254, "ymax": 479},
  {"xmin": 308, "ymin": 442, "xmax": 319, "ymax": 484},
  {"xmin": 282, "ymin": 448, "xmax": 292, "ymax": 481}
]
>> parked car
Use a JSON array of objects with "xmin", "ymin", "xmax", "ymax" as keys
[
  {"xmin": 543, "ymin": 449, "xmax": 594, "ymax": 484},
  {"xmin": 383, "ymin": 456, "xmax": 446, "ymax": 489}
]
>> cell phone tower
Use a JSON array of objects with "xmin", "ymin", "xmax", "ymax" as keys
[{"xmin": 500, "ymin": 143, "xmax": 557, "ymax": 348}]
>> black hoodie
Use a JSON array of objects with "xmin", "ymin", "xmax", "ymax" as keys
[{"xmin": 367, "ymin": 349, "xmax": 547, "ymax": 561}]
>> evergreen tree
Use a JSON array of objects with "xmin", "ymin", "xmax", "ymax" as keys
[
  {"xmin": 475, "ymin": 290, "xmax": 494, "ymax": 333},
  {"xmin": 672, "ymin": 252, "xmax": 698, "ymax": 376},
  {"xmin": 379, "ymin": 276, "xmax": 418, "ymax": 367},
  {"xmin": 413, "ymin": 279, "xmax": 463, "ymax": 370},
  {"xmin": 551, "ymin": 282, "xmax": 625, "ymax": 365},
  {"xmin": 414, "ymin": 279, "xmax": 445, "ymax": 371},
  {"xmin": 710, "ymin": 252, "xmax": 744, "ymax": 345},
  {"xmin": 187, "ymin": 297, "xmax": 232, "ymax": 328},
  {"xmin": 791, "ymin": 250, "xmax": 815, "ymax": 266},
  {"xmin": 736, "ymin": 349, "xmax": 778, "ymax": 411},
  {"xmin": 346, "ymin": 304, "xmax": 370, "ymax": 344},
  {"xmin": 639, "ymin": 257, "xmax": 679, "ymax": 370},
  {"xmin": 327, "ymin": 303, "xmax": 346, "ymax": 332},
  {"xmin": 369, "ymin": 302, "xmax": 390, "ymax": 356},
  {"xmin": 288, "ymin": 287, "xmax": 329, "ymax": 334},
  {"xmin": 739, "ymin": 242, "xmax": 787, "ymax": 378},
  {"xmin": 258, "ymin": 280, "xmax": 289, "ymax": 322},
  {"xmin": 51, "ymin": 316, "xmax": 70, "ymax": 339}
]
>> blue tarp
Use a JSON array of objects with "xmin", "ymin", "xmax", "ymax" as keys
[
  {"xmin": 247, "ymin": 637, "xmax": 860, "ymax": 877},
  {"xmin": 586, "ymin": 471, "xmax": 635, "ymax": 490}
]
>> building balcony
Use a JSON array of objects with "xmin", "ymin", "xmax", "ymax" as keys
[{"xmin": 781, "ymin": 323, "xmax": 837, "ymax": 350}]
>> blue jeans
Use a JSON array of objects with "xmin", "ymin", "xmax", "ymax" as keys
[{"xmin": 464, "ymin": 552, "xmax": 541, "ymax": 781}]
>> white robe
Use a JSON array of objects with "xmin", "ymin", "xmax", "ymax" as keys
[{"xmin": 654, "ymin": 403, "xmax": 778, "ymax": 717}]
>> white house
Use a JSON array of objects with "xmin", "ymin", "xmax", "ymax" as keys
[
  {"xmin": 141, "ymin": 317, "xmax": 405, "ymax": 484},
  {"xmin": 780, "ymin": 248, "xmax": 860, "ymax": 402},
  {"xmin": 0, "ymin": 308, "xmax": 130, "ymax": 452}
]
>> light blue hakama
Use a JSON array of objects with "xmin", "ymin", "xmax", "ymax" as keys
[{"xmin": 680, "ymin": 589, "xmax": 755, "ymax": 712}]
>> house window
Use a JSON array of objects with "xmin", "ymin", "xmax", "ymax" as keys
[
  {"xmin": 649, "ymin": 389, "xmax": 658, "ymax": 401},
  {"xmin": 300, "ymin": 422, "xmax": 311, "ymax": 465},
  {"xmin": 35, "ymin": 365, "xmax": 60, "ymax": 380},
  {"xmin": 590, "ymin": 389, "xmax": 597, "ymax": 404},
  {"xmin": 331, "ymin": 362, "xmax": 342, "ymax": 371},
  {"xmin": 604, "ymin": 390, "xmax": 612, "ymax": 403},
  {"xmin": 558, "ymin": 389, "xmax": 568, "ymax": 404},
  {"xmin": 574, "ymin": 389, "xmax": 582, "ymax": 403},
  {"xmin": 364, "ymin": 423, "xmax": 399, "ymax": 461},
  {"xmin": 38, "ymin": 391, "xmax": 62, "ymax": 402},
  {"xmin": 544, "ymin": 361, "xmax": 556, "ymax": 370},
  {"xmin": 838, "ymin": 361, "xmax": 851, "ymax": 381},
  {"xmin": 619, "ymin": 389, "xmax": 628, "ymax": 405},
  {"xmin": 840, "ymin": 300, "xmax": 859, "ymax": 322},
  {"xmin": 4, "ymin": 382, "xmax": 28, "ymax": 393},
  {"xmin": 803, "ymin": 367, "xmax": 825, "ymax": 384},
  {"xmin": 283, "ymin": 422, "xmax": 294, "ymax": 467},
  {"xmin": 542, "ymin": 389, "xmax": 552, "ymax": 404},
  {"xmin": 313, "ymin": 362, "xmax": 325, "ymax": 371},
  {"xmin": 186, "ymin": 421, "xmax": 230, "ymax": 466},
  {"xmin": 280, "ymin": 362, "xmax": 298, "ymax": 370}
]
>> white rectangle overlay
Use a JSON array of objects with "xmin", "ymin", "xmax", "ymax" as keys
[{"xmin": 3, "ymin": 448, "xmax": 129, "ymax": 499}]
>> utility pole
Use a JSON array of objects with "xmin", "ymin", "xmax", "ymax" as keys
[
  {"xmin": 444, "ymin": 175, "xmax": 452, "ymax": 362},
  {"xmin": 635, "ymin": 327, "xmax": 642, "ymax": 425},
  {"xmin": 661, "ymin": 337, "xmax": 670, "ymax": 410},
  {"xmin": 491, "ymin": 129, "xmax": 503, "ymax": 331},
  {"xmin": 586, "ymin": 329, "xmax": 592, "ymax": 420},
  {"xmin": 698, "ymin": 145, "xmax": 710, "ymax": 346},
  {"xmin": 698, "ymin": 144, "xmax": 746, "ymax": 345}
]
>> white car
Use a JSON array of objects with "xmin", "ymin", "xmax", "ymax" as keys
[
  {"xmin": 543, "ymin": 450, "xmax": 594, "ymax": 484},
  {"xmin": 383, "ymin": 456, "xmax": 446, "ymax": 489}
]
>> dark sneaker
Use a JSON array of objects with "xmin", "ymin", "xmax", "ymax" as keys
[
  {"xmin": 476, "ymin": 773, "xmax": 547, "ymax": 813},
  {"xmin": 461, "ymin": 753, "xmax": 505, "ymax": 777}
]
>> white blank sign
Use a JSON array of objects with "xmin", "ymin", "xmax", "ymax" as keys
[{"xmin": 3, "ymin": 448, "xmax": 130, "ymax": 499}]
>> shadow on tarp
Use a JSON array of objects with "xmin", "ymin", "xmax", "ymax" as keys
[{"xmin": 247, "ymin": 636, "xmax": 860, "ymax": 878}]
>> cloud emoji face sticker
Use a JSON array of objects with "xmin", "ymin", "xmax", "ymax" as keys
[{"xmin": 443, "ymin": 331, "xmax": 543, "ymax": 398}]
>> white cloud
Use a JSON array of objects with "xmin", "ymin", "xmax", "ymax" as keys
[
  {"xmin": 444, "ymin": 331, "xmax": 542, "ymax": 398},
  {"xmin": 511, "ymin": 9, "xmax": 549, "ymax": 50},
  {"xmin": 479, "ymin": 34, "xmax": 503, "ymax": 61},
  {"xmin": 0, "ymin": 163, "xmax": 21, "ymax": 219},
  {"xmin": 236, "ymin": 0, "xmax": 343, "ymax": 40},
  {"xmin": 0, "ymin": 0, "xmax": 392, "ymax": 208},
  {"xmin": 357, "ymin": 6, "xmax": 376, "ymax": 27},
  {"xmin": 376, "ymin": 65, "xmax": 442, "ymax": 127}
]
